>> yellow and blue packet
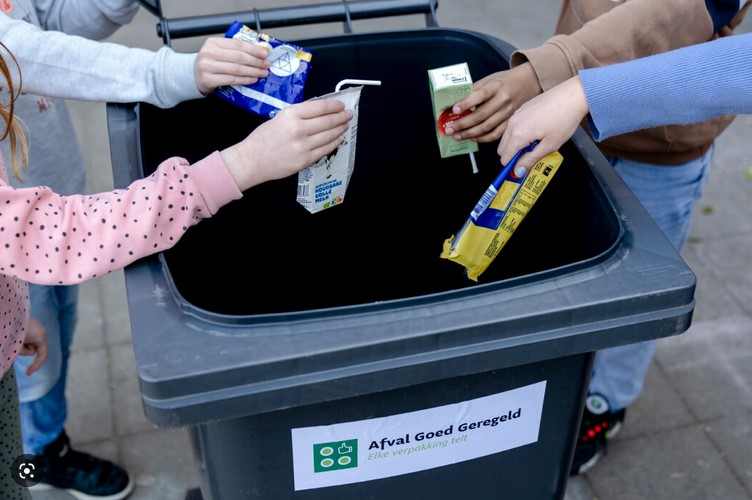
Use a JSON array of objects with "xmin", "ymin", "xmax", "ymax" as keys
[
  {"xmin": 441, "ymin": 142, "xmax": 563, "ymax": 281},
  {"xmin": 214, "ymin": 21, "xmax": 312, "ymax": 118}
]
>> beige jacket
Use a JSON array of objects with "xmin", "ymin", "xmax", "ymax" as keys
[{"xmin": 511, "ymin": 0, "xmax": 751, "ymax": 165}]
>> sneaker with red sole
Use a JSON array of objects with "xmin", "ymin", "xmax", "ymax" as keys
[{"xmin": 570, "ymin": 394, "xmax": 626, "ymax": 476}]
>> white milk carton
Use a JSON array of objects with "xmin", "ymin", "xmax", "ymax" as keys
[{"xmin": 296, "ymin": 86, "xmax": 362, "ymax": 214}]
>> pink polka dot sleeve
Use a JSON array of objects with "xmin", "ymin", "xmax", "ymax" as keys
[{"xmin": 0, "ymin": 151, "xmax": 242, "ymax": 285}]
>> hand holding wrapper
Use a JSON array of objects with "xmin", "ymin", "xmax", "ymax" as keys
[
  {"xmin": 215, "ymin": 21, "xmax": 312, "ymax": 118},
  {"xmin": 441, "ymin": 143, "xmax": 563, "ymax": 281}
]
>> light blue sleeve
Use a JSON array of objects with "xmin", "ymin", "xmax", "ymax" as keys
[{"xmin": 580, "ymin": 32, "xmax": 752, "ymax": 141}]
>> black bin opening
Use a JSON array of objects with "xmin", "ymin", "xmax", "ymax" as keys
[{"xmin": 137, "ymin": 30, "xmax": 620, "ymax": 315}]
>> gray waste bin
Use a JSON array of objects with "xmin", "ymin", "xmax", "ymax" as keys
[{"xmin": 107, "ymin": 2, "xmax": 695, "ymax": 499}]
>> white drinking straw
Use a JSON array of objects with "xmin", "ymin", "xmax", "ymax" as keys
[
  {"xmin": 335, "ymin": 79, "xmax": 382, "ymax": 92},
  {"xmin": 469, "ymin": 151, "xmax": 479, "ymax": 174}
]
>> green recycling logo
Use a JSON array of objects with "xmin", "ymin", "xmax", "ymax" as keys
[{"xmin": 313, "ymin": 440, "xmax": 358, "ymax": 473}]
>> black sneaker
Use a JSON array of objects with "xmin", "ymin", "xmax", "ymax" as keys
[
  {"xmin": 570, "ymin": 394, "xmax": 626, "ymax": 476},
  {"xmin": 33, "ymin": 430, "xmax": 133, "ymax": 499}
]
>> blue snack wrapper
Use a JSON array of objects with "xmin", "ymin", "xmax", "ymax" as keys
[{"xmin": 214, "ymin": 21, "xmax": 313, "ymax": 118}]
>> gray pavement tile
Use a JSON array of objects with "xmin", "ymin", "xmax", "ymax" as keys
[
  {"xmin": 686, "ymin": 134, "xmax": 752, "ymax": 240},
  {"xmin": 703, "ymin": 410, "xmax": 752, "ymax": 495},
  {"xmin": 680, "ymin": 247, "xmax": 746, "ymax": 322},
  {"xmin": 692, "ymin": 234, "xmax": 752, "ymax": 314},
  {"xmin": 127, "ymin": 476, "xmax": 195, "ymax": 500},
  {"xmin": 656, "ymin": 316, "xmax": 752, "ymax": 370},
  {"xmin": 712, "ymin": 116, "xmax": 752, "ymax": 173},
  {"xmin": 710, "ymin": 116, "xmax": 752, "ymax": 175},
  {"xmin": 619, "ymin": 361, "xmax": 695, "ymax": 440},
  {"xmin": 564, "ymin": 475, "xmax": 596, "ymax": 500},
  {"xmin": 585, "ymin": 426, "xmax": 749, "ymax": 500},
  {"xmin": 655, "ymin": 316, "xmax": 752, "ymax": 421},
  {"xmin": 72, "ymin": 276, "xmax": 106, "ymax": 351},
  {"xmin": 30, "ymin": 489, "xmax": 73, "ymax": 500},
  {"xmin": 65, "ymin": 348, "xmax": 115, "ymax": 444},
  {"xmin": 669, "ymin": 353, "xmax": 752, "ymax": 423},
  {"xmin": 66, "ymin": 100, "xmax": 115, "ymax": 192},
  {"xmin": 438, "ymin": 0, "xmax": 559, "ymax": 50},
  {"xmin": 108, "ymin": 337, "xmax": 138, "ymax": 383},
  {"xmin": 112, "ymin": 371, "xmax": 156, "ymax": 436},
  {"xmin": 99, "ymin": 271, "xmax": 134, "ymax": 346},
  {"xmin": 120, "ymin": 429, "xmax": 200, "ymax": 499}
]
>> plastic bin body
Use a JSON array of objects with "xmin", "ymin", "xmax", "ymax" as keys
[{"xmin": 107, "ymin": 28, "xmax": 695, "ymax": 500}]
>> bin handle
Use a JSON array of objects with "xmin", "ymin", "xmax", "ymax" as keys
[
  {"xmin": 343, "ymin": 0, "xmax": 353, "ymax": 33},
  {"xmin": 253, "ymin": 8, "xmax": 262, "ymax": 33},
  {"xmin": 137, "ymin": 0, "xmax": 162, "ymax": 19},
  {"xmin": 151, "ymin": 0, "xmax": 440, "ymax": 45}
]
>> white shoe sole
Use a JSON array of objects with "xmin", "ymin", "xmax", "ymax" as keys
[{"xmin": 30, "ymin": 472, "xmax": 134, "ymax": 500}]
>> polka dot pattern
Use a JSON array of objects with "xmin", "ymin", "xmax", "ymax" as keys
[
  {"xmin": 0, "ymin": 368, "xmax": 31, "ymax": 499},
  {"xmin": 0, "ymin": 150, "xmax": 241, "ymax": 375}
]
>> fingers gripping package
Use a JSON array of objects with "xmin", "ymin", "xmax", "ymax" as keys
[
  {"xmin": 296, "ymin": 85, "xmax": 363, "ymax": 214},
  {"xmin": 441, "ymin": 144, "xmax": 563, "ymax": 282},
  {"xmin": 215, "ymin": 21, "xmax": 312, "ymax": 118}
]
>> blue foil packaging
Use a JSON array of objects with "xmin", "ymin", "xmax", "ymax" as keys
[{"xmin": 215, "ymin": 21, "xmax": 313, "ymax": 118}]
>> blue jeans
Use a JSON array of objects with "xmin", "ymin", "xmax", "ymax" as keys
[
  {"xmin": 588, "ymin": 145, "xmax": 714, "ymax": 411},
  {"xmin": 13, "ymin": 284, "xmax": 79, "ymax": 454}
]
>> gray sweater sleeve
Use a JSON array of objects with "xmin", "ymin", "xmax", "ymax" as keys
[
  {"xmin": 33, "ymin": 0, "xmax": 141, "ymax": 39},
  {"xmin": 0, "ymin": 13, "xmax": 202, "ymax": 108},
  {"xmin": 581, "ymin": 32, "xmax": 752, "ymax": 141}
]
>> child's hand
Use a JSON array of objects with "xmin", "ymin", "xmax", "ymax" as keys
[
  {"xmin": 221, "ymin": 100, "xmax": 353, "ymax": 190},
  {"xmin": 19, "ymin": 317, "xmax": 48, "ymax": 376},
  {"xmin": 444, "ymin": 63, "xmax": 542, "ymax": 143},
  {"xmin": 498, "ymin": 75, "xmax": 589, "ymax": 174},
  {"xmin": 193, "ymin": 37, "xmax": 272, "ymax": 94}
]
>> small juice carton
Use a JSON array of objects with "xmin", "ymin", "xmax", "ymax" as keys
[{"xmin": 428, "ymin": 62, "xmax": 479, "ymax": 158}]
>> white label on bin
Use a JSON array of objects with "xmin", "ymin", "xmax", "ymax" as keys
[{"xmin": 290, "ymin": 380, "xmax": 546, "ymax": 490}]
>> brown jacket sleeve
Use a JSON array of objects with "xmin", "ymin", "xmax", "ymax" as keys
[
  {"xmin": 511, "ymin": 0, "xmax": 716, "ymax": 91},
  {"xmin": 509, "ymin": 0, "xmax": 751, "ymax": 164}
]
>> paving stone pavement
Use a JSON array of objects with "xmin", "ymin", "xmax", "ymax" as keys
[{"xmin": 27, "ymin": 1, "xmax": 752, "ymax": 499}]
